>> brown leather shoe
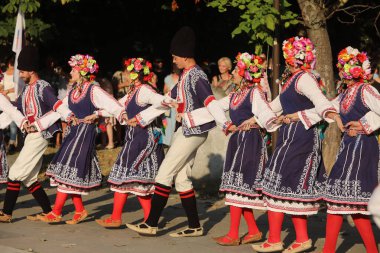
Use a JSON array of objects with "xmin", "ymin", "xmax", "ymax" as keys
[
  {"xmin": 241, "ymin": 231, "xmax": 263, "ymax": 244},
  {"xmin": 95, "ymin": 217, "xmax": 122, "ymax": 228},
  {"xmin": 213, "ymin": 235, "xmax": 240, "ymax": 246},
  {"xmin": 39, "ymin": 211, "xmax": 62, "ymax": 223},
  {"xmin": 0, "ymin": 211, "xmax": 12, "ymax": 223},
  {"xmin": 66, "ymin": 209, "xmax": 88, "ymax": 225},
  {"xmin": 26, "ymin": 213, "xmax": 48, "ymax": 221}
]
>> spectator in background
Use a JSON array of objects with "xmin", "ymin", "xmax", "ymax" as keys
[
  {"xmin": 153, "ymin": 58, "xmax": 166, "ymax": 93},
  {"xmin": 372, "ymin": 64, "xmax": 380, "ymax": 92},
  {"xmin": 211, "ymin": 57, "xmax": 233, "ymax": 99},
  {"xmin": 98, "ymin": 76, "xmax": 116, "ymax": 149},
  {"xmin": 55, "ymin": 66, "xmax": 71, "ymax": 148},
  {"xmin": 0, "ymin": 54, "xmax": 17, "ymax": 154},
  {"xmin": 162, "ymin": 64, "xmax": 180, "ymax": 147},
  {"xmin": 259, "ymin": 53, "xmax": 272, "ymax": 102},
  {"xmin": 112, "ymin": 59, "xmax": 132, "ymax": 146}
]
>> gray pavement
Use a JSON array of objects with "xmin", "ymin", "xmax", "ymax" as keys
[{"xmin": 0, "ymin": 154, "xmax": 379, "ymax": 253}]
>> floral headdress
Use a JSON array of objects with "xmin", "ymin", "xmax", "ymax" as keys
[
  {"xmin": 282, "ymin": 37, "xmax": 316, "ymax": 70},
  {"xmin": 68, "ymin": 54, "xmax": 99, "ymax": 81},
  {"xmin": 336, "ymin": 46, "xmax": 371, "ymax": 81},
  {"xmin": 124, "ymin": 58, "xmax": 153, "ymax": 83},
  {"xmin": 235, "ymin": 52, "xmax": 264, "ymax": 85}
]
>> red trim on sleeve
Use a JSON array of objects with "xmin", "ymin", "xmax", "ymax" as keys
[
  {"xmin": 53, "ymin": 100, "xmax": 63, "ymax": 111},
  {"xmin": 204, "ymin": 95, "xmax": 216, "ymax": 107}
]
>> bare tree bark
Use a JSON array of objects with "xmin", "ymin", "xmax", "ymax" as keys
[{"xmin": 297, "ymin": 0, "xmax": 341, "ymax": 173}]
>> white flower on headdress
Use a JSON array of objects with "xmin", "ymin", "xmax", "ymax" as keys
[
  {"xmin": 352, "ymin": 48, "xmax": 359, "ymax": 56},
  {"xmin": 346, "ymin": 46, "xmax": 354, "ymax": 55},
  {"xmin": 240, "ymin": 52, "xmax": 252, "ymax": 61},
  {"xmin": 363, "ymin": 60, "xmax": 371, "ymax": 73}
]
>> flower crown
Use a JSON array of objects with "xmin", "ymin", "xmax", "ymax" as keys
[
  {"xmin": 336, "ymin": 46, "xmax": 371, "ymax": 81},
  {"xmin": 235, "ymin": 52, "xmax": 264, "ymax": 84},
  {"xmin": 68, "ymin": 54, "xmax": 99, "ymax": 80},
  {"xmin": 124, "ymin": 58, "xmax": 153, "ymax": 82},
  {"xmin": 282, "ymin": 37, "xmax": 316, "ymax": 70}
]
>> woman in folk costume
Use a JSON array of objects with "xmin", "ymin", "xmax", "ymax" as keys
[
  {"xmin": 212, "ymin": 53, "xmax": 279, "ymax": 246},
  {"xmin": 252, "ymin": 37, "xmax": 342, "ymax": 253},
  {"xmin": 40, "ymin": 54, "xmax": 127, "ymax": 224},
  {"xmin": 319, "ymin": 47, "xmax": 380, "ymax": 253},
  {"xmin": 96, "ymin": 58, "xmax": 170, "ymax": 228}
]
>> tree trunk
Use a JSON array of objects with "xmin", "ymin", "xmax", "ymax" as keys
[{"xmin": 297, "ymin": 0, "xmax": 341, "ymax": 174}]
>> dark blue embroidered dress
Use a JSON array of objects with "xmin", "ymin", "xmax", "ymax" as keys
[
  {"xmin": 46, "ymin": 82, "xmax": 125, "ymax": 195},
  {"xmin": 108, "ymin": 85, "xmax": 165, "ymax": 196},
  {"xmin": 220, "ymin": 87, "xmax": 272, "ymax": 209},
  {"xmin": 324, "ymin": 83, "xmax": 380, "ymax": 215},
  {"xmin": 261, "ymin": 71, "xmax": 332, "ymax": 215}
]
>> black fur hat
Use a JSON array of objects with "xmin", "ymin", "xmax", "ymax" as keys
[
  {"xmin": 170, "ymin": 26, "xmax": 195, "ymax": 58},
  {"xmin": 17, "ymin": 46, "xmax": 39, "ymax": 71}
]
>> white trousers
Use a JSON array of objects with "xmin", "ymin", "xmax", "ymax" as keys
[
  {"xmin": 369, "ymin": 185, "xmax": 380, "ymax": 228},
  {"xmin": 8, "ymin": 132, "xmax": 48, "ymax": 187},
  {"xmin": 155, "ymin": 127, "xmax": 208, "ymax": 192}
]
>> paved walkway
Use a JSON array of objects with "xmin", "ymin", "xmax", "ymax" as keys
[{"xmin": 0, "ymin": 153, "xmax": 378, "ymax": 253}]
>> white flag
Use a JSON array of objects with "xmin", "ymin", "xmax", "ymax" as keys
[{"xmin": 12, "ymin": 8, "xmax": 25, "ymax": 96}]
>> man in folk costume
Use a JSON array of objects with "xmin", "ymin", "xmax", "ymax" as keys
[
  {"xmin": 0, "ymin": 46, "xmax": 72, "ymax": 222},
  {"xmin": 127, "ymin": 26, "xmax": 236, "ymax": 237},
  {"xmin": 0, "ymin": 93, "xmax": 30, "ymax": 184}
]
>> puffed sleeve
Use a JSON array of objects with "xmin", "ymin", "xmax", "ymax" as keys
[
  {"xmin": 193, "ymin": 75, "xmax": 232, "ymax": 132},
  {"xmin": 0, "ymin": 94, "xmax": 26, "ymax": 129},
  {"xmin": 252, "ymin": 88, "xmax": 279, "ymax": 132},
  {"xmin": 52, "ymin": 95, "xmax": 73, "ymax": 120},
  {"xmin": 362, "ymin": 85, "xmax": 380, "ymax": 115},
  {"xmin": 91, "ymin": 85, "xmax": 126, "ymax": 123},
  {"xmin": 359, "ymin": 111, "xmax": 380, "ymax": 134},
  {"xmin": 269, "ymin": 96, "xmax": 283, "ymax": 116},
  {"xmin": 182, "ymin": 95, "xmax": 230, "ymax": 129},
  {"xmin": 296, "ymin": 72, "xmax": 336, "ymax": 117},
  {"xmin": 0, "ymin": 113, "xmax": 13, "ymax": 129},
  {"xmin": 136, "ymin": 85, "xmax": 170, "ymax": 106}
]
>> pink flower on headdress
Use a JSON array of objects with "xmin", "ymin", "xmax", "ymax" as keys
[
  {"xmin": 349, "ymin": 66, "xmax": 363, "ymax": 79},
  {"xmin": 134, "ymin": 59, "xmax": 143, "ymax": 71},
  {"xmin": 293, "ymin": 40, "xmax": 305, "ymax": 51},
  {"xmin": 244, "ymin": 71, "xmax": 252, "ymax": 81},
  {"xmin": 237, "ymin": 60, "xmax": 246, "ymax": 70}
]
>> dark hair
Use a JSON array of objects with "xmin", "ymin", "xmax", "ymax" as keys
[{"xmin": 6, "ymin": 54, "xmax": 16, "ymax": 67}]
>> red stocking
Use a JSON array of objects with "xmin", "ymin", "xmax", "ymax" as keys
[
  {"xmin": 137, "ymin": 195, "xmax": 151, "ymax": 221},
  {"xmin": 52, "ymin": 191, "xmax": 68, "ymax": 216},
  {"xmin": 226, "ymin": 205, "xmax": 242, "ymax": 240},
  {"xmin": 71, "ymin": 194, "xmax": 84, "ymax": 212},
  {"xmin": 267, "ymin": 210, "xmax": 284, "ymax": 244},
  {"xmin": 291, "ymin": 215, "xmax": 309, "ymax": 243},
  {"xmin": 352, "ymin": 214, "xmax": 379, "ymax": 253},
  {"xmin": 323, "ymin": 214, "xmax": 343, "ymax": 253},
  {"xmin": 110, "ymin": 192, "xmax": 128, "ymax": 221},
  {"xmin": 242, "ymin": 208, "xmax": 260, "ymax": 235}
]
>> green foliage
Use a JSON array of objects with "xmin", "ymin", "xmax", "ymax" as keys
[
  {"xmin": 0, "ymin": 0, "xmax": 79, "ymax": 45},
  {"xmin": 207, "ymin": 0, "xmax": 299, "ymax": 54}
]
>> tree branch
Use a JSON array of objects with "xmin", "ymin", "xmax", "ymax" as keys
[{"xmin": 326, "ymin": 4, "xmax": 380, "ymax": 20}]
